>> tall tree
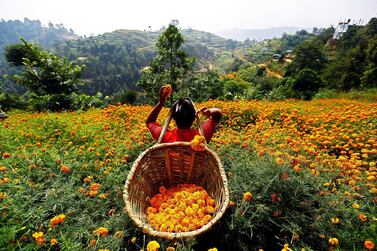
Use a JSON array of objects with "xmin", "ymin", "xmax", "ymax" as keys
[{"xmin": 137, "ymin": 24, "xmax": 195, "ymax": 103}]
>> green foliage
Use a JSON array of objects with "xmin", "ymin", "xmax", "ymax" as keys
[
  {"xmin": 223, "ymin": 79, "xmax": 250, "ymax": 100},
  {"xmin": 4, "ymin": 38, "xmax": 84, "ymax": 111},
  {"xmin": 292, "ymin": 68, "xmax": 323, "ymax": 100},
  {"xmin": 71, "ymin": 92, "xmax": 105, "ymax": 110},
  {"xmin": 184, "ymin": 71, "xmax": 224, "ymax": 101},
  {"xmin": 286, "ymin": 39, "xmax": 327, "ymax": 76},
  {"xmin": 137, "ymin": 25, "xmax": 195, "ymax": 103}
]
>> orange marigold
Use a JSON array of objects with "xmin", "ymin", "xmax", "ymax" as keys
[
  {"xmin": 243, "ymin": 192, "xmax": 253, "ymax": 202},
  {"xmin": 364, "ymin": 240, "xmax": 375, "ymax": 250},
  {"xmin": 60, "ymin": 165, "xmax": 70, "ymax": 173},
  {"xmin": 358, "ymin": 213, "xmax": 368, "ymax": 222},
  {"xmin": 93, "ymin": 227, "xmax": 109, "ymax": 237},
  {"xmin": 50, "ymin": 214, "xmax": 65, "ymax": 227}
]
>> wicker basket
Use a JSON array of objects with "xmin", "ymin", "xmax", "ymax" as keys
[{"xmin": 123, "ymin": 106, "xmax": 229, "ymax": 240}]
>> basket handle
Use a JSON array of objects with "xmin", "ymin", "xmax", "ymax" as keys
[{"xmin": 157, "ymin": 99, "xmax": 205, "ymax": 144}]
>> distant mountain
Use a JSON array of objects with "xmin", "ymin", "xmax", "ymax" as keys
[{"xmin": 215, "ymin": 27, "xmax": 312, "ymax": 41}]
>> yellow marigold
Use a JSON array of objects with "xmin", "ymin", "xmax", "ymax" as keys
[
  {"xmin": 208, "ymin": 248, "xmax": 218, "ymax": 251},
  {"xmin": 276, "ymin": 157, "xmax": 284, "ymax": 165},
  {"xmin": 191, "ymin": 135, "xmax": 206, "ymax": 151},
  {"xmin": 93, "ymin": 227, "xmax": 109, "ymax": 237},
  {"xmin": 32, "ymin": 231, "xmax": 45, "ymax": 246},
  {"xmin": 99, "ymin": 193, "xmax": 108, "ymax": 199},
  {"xmin": 0, "ymin": 192, "xmax": 7, "ymax": 199},
  {"xmin": 281, "ymin": 243, "xmax": 292, "ymax": 251},
  {"xmin": 50, "ymin": 238, "xmax": 58, "ymax": 246},
  {"xmin": 352, "ymin": 203, "xmax": 360, "ymax": 209},
  {"xmin": 243, "ymin": 192, "xmax": 253, "ymax": 202},
  {"xmin": 329, "ymin": 237, "xmax": 339, "ymax": 246},
  {"xmin": 98, "ymin": 249, "xmax": 110, "ymax": 251},
  {"xmin": 331, "ymin": 217, "xmax": 340, "ymax": 224},
  {"xmin": 364, "ymin": 240, "xmax": 375, "ymax": 250},
  {"xmin": 0, "ymin": 166, "xmax": 7, "ymax": 172},
  {"xmin": 147, "ymin": 240, "xmax": 160, "ymax": 251}
]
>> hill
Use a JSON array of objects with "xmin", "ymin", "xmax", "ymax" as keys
[{"xmin": 0, "ymin": 20, "xmax": 242, "ymax": 96}]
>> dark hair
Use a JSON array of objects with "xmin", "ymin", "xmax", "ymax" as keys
[{"xmin": 172, "ymin": 98, "xmax": 196, "ymax": 129}]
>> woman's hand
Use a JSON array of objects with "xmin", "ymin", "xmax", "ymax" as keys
[
  {"xmin": 159, "ymin": 84, "xmax": 172, "ymax": 105},
  {"xmin": 196, "ymin": 107, "xmax": 211, "ymax": 118},
  {"xmin": 196, "ymin": 107, "xmax": 223, "ymax": 122}
]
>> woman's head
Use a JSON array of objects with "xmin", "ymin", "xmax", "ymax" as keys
[{"xmin": 172, "ymin": 98, "xmax": 196, "ymax": 129}]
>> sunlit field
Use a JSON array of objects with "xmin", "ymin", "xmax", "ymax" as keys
[{"xmin": 1, "ymin": 98, "xmax": 376, "ymax": 251}]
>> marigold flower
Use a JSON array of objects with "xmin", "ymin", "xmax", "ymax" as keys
[
  {"xmin": 90, "ymin": 183, "xmax": 101, "ymax": 191},
  {"xmin": 271, "ymin": 193, "xmax": 281, "ymax": 202},
  {"xmin": 208, "ymin": 248, "xmax": 218, "ymax": 251},
  {"xmin": 147, "ymin": 240, "xmax": 160, "ymax": 251},
  {"xmin": 331, "ymin": 217, "xmax": 340, "ymax": 224},
  {"xmin": 166, "ymin": 247, "xmax": 176, "ymax": 251},
  {"xmin": 243, "ymin": 192, "xmax": 253, "ymax": 202},
  {"xmin": 93, "ymin": 227, "xmax": 109, "ymax": 237},
  {"xmin": 50, "ymin": 238, "xmax": 58, "ymax": 246},
  {"xmin": 50, "ymin": 214, "xmax": 65, "ymax": 227},
  {"xmin": 329, "ymin": 237, "xmax": 339, "ymax": 246},
  {"xmin": 364, "ymin": 240, "xmax": 375, "ymax": 250},
  {"xmin": 89, "ymin": 239, "xmax": 97, "ymax": 247},
  {"xmin": 281, "ymin": 244, "xmax": 292, "ymax": 251},
  {"xmin": 32, "ymin": 231, "xmax": 45, "ymax": 246},
  {"xmin": 163, "ymin": 84, "xmax": 173, "ymax": 97},
  {"xmin": 352, "ymin": 203, "xmax": 360, "ymax": 209},
  {"xmin": 191, "ymin": 135, "xmax": 206, "ymax": 151},
  {"xmin": 60, "ymin": 165, "xmax": 70, "ymax": 173},
  {"xmin": 358, "ymin": 213, "xmax": 368, "ymax": 222},
  {"xmin": 229, "ymin": 200, "xmax": 236, "ymax": 207},
  {"xmin": 0, "ymin": 192, "xmax": 7, "ymax": 199},
  {"xmin": 276, "ymin": 157, "xmax": 284, "ymax": 165},
  {"xmin": 2, "ymin": 152, "xmax": 11, "ymax": 159},
  {"xmin": 146, "ymin": 184, "xmax": 214, "ymax": 232}
]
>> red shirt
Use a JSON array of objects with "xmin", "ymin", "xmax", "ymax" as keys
[{"xmin": 147, "ymin": 119, "xmax": 218, "ymax": 143}]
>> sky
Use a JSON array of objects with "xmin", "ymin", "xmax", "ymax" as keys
[{"xmin": 1, "ymin": 0, "xmax": 376, "ymax": 36}]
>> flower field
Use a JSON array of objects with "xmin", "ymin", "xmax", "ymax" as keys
[{"xmin": 0, "ymin": 98, "xmax": 376, "ymax": 250}]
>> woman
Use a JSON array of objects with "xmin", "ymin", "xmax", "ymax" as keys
[{"xmin": 146, "ymin": 86, "xmax": 222, "ymax": 143}]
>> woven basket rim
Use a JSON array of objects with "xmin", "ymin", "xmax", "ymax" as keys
[{"xmin": 123, "ymin": 142, "xmax": 229, "ymax": 239}]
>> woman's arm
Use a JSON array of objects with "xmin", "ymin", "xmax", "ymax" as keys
[
  {"xmin": 145, "ymin": 87, "xmax": 170, "ymax": 125},
  {"xmin": 197, "ymin": 107, "xmax": 223, "ymax": 143}
]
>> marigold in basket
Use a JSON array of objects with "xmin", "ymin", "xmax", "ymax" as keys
[
  {"xmin": 146, "ymin": 184, "xmax": 215, "ymax": 232},
  {"xmin": 190, "ymin": 135, "xmax": 206, "ymax": 151}
]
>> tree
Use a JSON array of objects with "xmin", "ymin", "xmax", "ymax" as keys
[
  {"xmin": 285, "ymin": 39, "xmax": 327, "ymax": 77},
  {"xmin": 4, "ymin": 38, "xmax": 84, "ymax": 110},
  {"xmin": 137, "ymin": 24, "xmax": 195, "ymax": 103},
  {"xmin": 293, "ymin": 68, "xmax": 323, "ymax": 100}
]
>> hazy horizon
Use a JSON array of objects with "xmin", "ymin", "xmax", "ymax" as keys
[{"xmin": 1, "ymin": 0, "xmax": 376, "ymax": 36}]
